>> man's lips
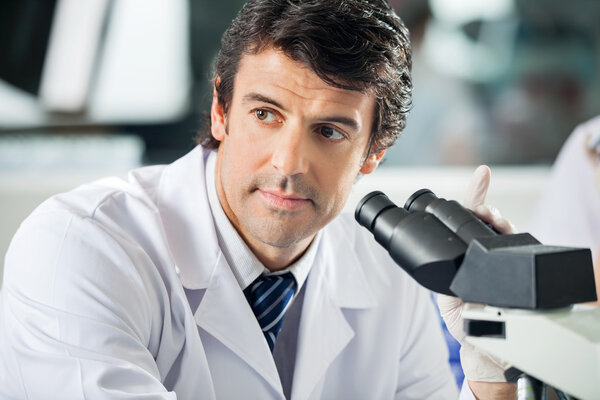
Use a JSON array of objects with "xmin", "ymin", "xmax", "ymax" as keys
[{"xmin": 258, "ymin": 189, "xmax": 312, "ymax": 211}]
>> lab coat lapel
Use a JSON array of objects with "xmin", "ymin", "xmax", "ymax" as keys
[
  {"xmin": 157, "ymin": 146, "xmax": 220, "ymax": 289},
  {"xmin": 292, "ymin": 223, "xmax": 378, "ymax": 400},
  {"xmin": 194, "ymin": 254, "xmax": 284, "ymax": 397}
]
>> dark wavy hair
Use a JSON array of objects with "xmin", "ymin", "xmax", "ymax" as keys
[{"xmin": 195, "ymin": 0, "xmax": 412, "ymax": 156}]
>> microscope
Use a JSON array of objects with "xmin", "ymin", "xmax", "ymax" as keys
[{"xmin": 355, "ymin": 189, "xmax": 600, "ymax": 400}]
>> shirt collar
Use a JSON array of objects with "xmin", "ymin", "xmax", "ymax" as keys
[{"xmin": 205, "ymin": 151, "xmax": 319, "ymax": 292}]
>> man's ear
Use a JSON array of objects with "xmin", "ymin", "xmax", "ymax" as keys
[
  {"xmin": 211, "ymin": 78, "xmax": 226, "ymax": 142},
  {"xmin": 359, "ymin": 150, "xmax": 386, "ymax": 174}
]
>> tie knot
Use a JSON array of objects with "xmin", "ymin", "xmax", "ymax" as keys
[{"xmin": 245, "ymin": 272, "xmax": 297, "ymax": 351}]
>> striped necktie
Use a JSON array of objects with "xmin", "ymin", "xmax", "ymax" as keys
[{"xmin": 245, "ymin": 272, "xmax": 297, "ymax": 352}]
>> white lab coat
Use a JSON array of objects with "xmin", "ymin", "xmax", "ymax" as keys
[{"xmin": 0, "ymin": 146, "xmax": 461, "ymax": 399}]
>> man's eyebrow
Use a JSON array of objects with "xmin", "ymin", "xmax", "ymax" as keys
[
  {"xmin": 319, "ymin": 115, "xmax": 360, "ymax": 133},
  {"xmin": 242, "ymin": 93, "xmax": 287, "ymax": 111},
  {"xmin": 242, "ymin": 92, "xmax": 361, "ymax": 132}
]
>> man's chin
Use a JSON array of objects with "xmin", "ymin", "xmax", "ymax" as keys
[
  {"xmin": 247, "ymin": 223, "xmax": 316, "ymax": 249},
  {"xmin": 253, "ymin": 231, "xmax": 311, "ymax": 249}
]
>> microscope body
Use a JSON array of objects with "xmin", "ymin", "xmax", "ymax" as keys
[{"xmin": 355, "ymin": 189, "xmax": 597, "ymax": 308}]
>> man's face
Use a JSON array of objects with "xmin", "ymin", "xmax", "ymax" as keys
[{"xmin": 211, "ymin": 47, "xmax": 382, "ymax": 256}]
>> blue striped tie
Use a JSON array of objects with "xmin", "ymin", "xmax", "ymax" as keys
[{"xmin": 245, "ymin": 272, "xmax": 297, "ymax": 352}]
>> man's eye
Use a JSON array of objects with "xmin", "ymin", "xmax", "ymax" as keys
[
  {"xmin": 254, "ymin": 109, "xmax": 277, "ymax": 122},
  {"xmin": 318, "ymin": 126, "xmax": 345, "ymax": 140}
]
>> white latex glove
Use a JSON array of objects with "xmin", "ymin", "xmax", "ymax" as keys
[{"xmin": 437, "ymin": 165, "xmax": 517, "ymax": 383}]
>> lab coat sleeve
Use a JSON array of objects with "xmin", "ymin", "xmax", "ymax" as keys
[
  {"xmin": 392, "ymin": 280, "xmax": 460, "ymax": 399},
  {"xmin": 0, "ymin": 208, "xmax": 176, "ymax": 399}
]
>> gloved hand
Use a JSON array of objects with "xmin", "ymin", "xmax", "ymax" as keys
[{"xmin": 437, "ymin": 165, "xmax": 517, "ymax": 383}]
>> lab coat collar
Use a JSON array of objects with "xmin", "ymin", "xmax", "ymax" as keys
[
  {"xmin": 157, "ymin": 146, "xmax": 221, "ymax": 290},
  {"xmin": 316, "ymin": 218, "xmax": 379, "ymax": 310}
]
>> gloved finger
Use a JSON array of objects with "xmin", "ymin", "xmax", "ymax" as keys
[
  {"xmin": 476, "ymin": 204, "xmax": 500, "ymax": 220},
  {"xmin": 463, "ymin": 165, "xmax": 491, "ymax": 210},
  {"xmin": 491, "ymin": 218, "xmax": 517, "ymax": 235},
  {"xmin": 474, "ymin": 204, "xmax": 518, "ymax": 234},
  {"xmin": 437, "ymin": 293, "xmax": 466, "ymax": 342}
]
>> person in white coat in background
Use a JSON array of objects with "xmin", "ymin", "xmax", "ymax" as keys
[
  {"xmin": 0, "ymin": 0, "xmax": 517, "ymax": 398},
  {"xmin": 528, "ymin": 115, "xmax": 600, "ymax": 304}
]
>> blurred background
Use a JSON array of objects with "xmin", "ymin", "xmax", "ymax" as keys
[{"xmin": 1, "ymin": 0, "xmax": 600, "ymax": 274}]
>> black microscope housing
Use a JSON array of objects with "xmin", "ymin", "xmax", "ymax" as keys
[{"xmin": 355, "ymin": 190, "xmax": 597, "ymax": 309}]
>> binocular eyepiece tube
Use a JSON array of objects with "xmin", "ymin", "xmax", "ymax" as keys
[
  {"xmin": 355, "ymin": 189, "xmax": 496, "ymax": 295},
  {"xmin": 404, "ymin": 189, "xmax": 497, "ymax": 243},
  {"xmin": 356, "ymin": 189, "xmax": 496, "ymax": 250}
]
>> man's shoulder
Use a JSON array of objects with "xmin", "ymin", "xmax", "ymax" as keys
[
  {"xmin": 10, "ymin": 159, "xmax": 180, "ymax": 272},
  {"xmin": 322, "ymin": 212, "xmax": 417, "ymax": 289},
  {"xmin": 30, "ymin": 145, "xmax": 211, "ymax": 226},
  {"xmin": 30, "ymin": 164, "xmax": 163, "ymax": 225},
  {"xmin": 3, "ymin": 161, "xmax": 182, "ymax": 301},
  {"xmin": 324, "ymin": 212, "xmax": 384, "ymax": 254},
  {"xmin": 11, "ymin": 165, "xmax": 165, "ymax": 265}
]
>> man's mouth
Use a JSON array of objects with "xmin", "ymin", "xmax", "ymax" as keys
[{"xmin": 258, "ymin": 189, "xmax": 312, "ymax": 211}]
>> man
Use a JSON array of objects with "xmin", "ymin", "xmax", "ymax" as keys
[{"xmin": 0, "ymin": 0, "xmax": 516, "ymax": 398}]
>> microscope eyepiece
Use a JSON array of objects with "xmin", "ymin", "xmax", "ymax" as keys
[
  {"xmin": 355, "ymin": 191, "xmax": 410, "ymax": 248},
  {"xmin": 403, "ymin": 188, "xmax": 437, "ymax": 212},
  {"xmin": 355, "ymin": 191, "xmax": 396, "ymax": 231}
]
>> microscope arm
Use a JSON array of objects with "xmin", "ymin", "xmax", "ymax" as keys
[{"xmin": 463, "ymin": 305, "xmax": 600, "ymax": 400}]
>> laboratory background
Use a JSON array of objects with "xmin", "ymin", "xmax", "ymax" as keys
[{"xmin": 1, "ymin": 0, "xmax": 600, "ymax": 283}]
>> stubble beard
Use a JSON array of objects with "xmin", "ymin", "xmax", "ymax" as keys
[{"xmin": 240, "ymin": 173, "xmax": 323, "ymax": 249}]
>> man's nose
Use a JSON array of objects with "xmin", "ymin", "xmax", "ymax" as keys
[{"xmin": 271, "ymin": 124, "xmax": 309, "ymax": 176}]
